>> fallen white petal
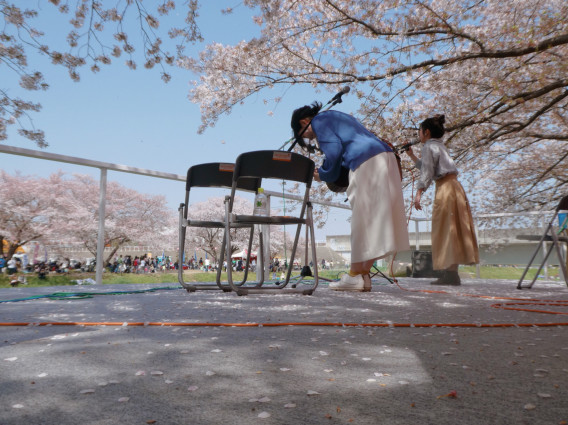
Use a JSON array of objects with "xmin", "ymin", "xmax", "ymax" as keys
[
  {"xmin": 319, "ymin": 351, "xmax": 328, "ymax": 356},
  {"xmin": 118, "ymin": 397, "xmax": 130, "ymax": 402},
  {"xmin": 537, "ymin": 393, "xmax": 552, "ymax": 399},
  {"xmin": 80, "ymin": 389, "xmax": 95, "ymax": 394},
  {"xmin": 135, "ymin": 371, "xmax": 146, "ymax": 376},
  {"xmin": 211, "ymin": 349, "xmax": 222, "ymax": 353},
  {"xmin": 4, "ymin": 357, "xmax": 17, "ymax": 362},
  {"xmin": 524, "ymin": 403, "xmax": 536, "ymax": 410},
  {"xmin": 38, "ymin": 373, "xmax": 48, "ymax": 378},
  {"xmin": 324, "ymin": 369, "xmax": 333, "ymax": 373},
  {"xmin": 307, "ymin": 390, "xmax": 320, "ymax": 395},
  {"xmin": 284, "ymin": 403, "xmax": 296, "ymax": 408},
  {"xmin": 280, "ymin": 368, "xmax": 290, "ymax": 372},
  {"xmin": 259, "ymin": 397, "xmax": 271, "ymax": 403},
  {"xmin": 12, "ymin": 404, "xmax": 24, "ymax": 409},
  {"xmin": 362, "ymin": 358, "xmax": 371, "ymax": 361},
  {"xmin": 258, "ymin": 412, "xmax": 271, "ymax": 418},
  {"xmin": 150, "ymin": 371, "xmax": 164, "ymax": 376},
  {"xmin": 205, "ymin": 371, "xmax": 216, "ymax": 376}
]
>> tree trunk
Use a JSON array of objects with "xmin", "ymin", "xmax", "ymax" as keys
[{"xmin": 105, "ymin": 244, "xmax": 123, "ymax": 264}]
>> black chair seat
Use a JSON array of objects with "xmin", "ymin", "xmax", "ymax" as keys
[
  {"xmin": 232, "ymin": 214, "xmax": 306, "ymax": 225},
  {"xmin": 187, "ymin": 219, "xmax": 252, "ymax": 229}
]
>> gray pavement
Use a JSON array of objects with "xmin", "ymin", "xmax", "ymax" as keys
[{"xmin": 1, "ymin": 277, "xmax": 568, "ymax": 425}]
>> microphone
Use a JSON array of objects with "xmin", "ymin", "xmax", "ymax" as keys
[
  {"xmin": 397, "ymin": 139, "xmax": 420, "ymax": 152},
  {"xmin": 331, "ymin": 86, "xmax": 350, "ymax": 103}
]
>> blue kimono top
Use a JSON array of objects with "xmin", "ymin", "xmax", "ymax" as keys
[{"xmin": 310, "ymin": 110, "xmax": 392, "ymax": 183}]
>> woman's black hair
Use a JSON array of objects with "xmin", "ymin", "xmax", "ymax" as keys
[
  {"xmin": 290, "ymin": 102, "xmax": 322, "ymax": 152},
  {"xmin": 420, "ymin": 114, "xmax": 446, "ymax": 139}
]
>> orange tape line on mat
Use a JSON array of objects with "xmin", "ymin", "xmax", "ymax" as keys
[{"xmin": 1, "ymin": 321, "xmax": 568, "ymax": 328}]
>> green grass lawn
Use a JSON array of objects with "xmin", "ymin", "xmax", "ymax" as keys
[
  {"xmin": 0, "ymin": 266, "xmax": 562, "ymax": 288},
  {"xmin": 0, "ymin": 269, "xmax": 346, "ymax": 288},
  {"xmin": 460, "ymin": 265, "xmax": 561, "ymax": 280}
]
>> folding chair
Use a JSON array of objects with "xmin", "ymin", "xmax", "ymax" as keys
[
  {"xmin": 517, "ymin": 195, "xmax": 568, "ymax": 289},
  {"xmin": 178, "ymin": 162, "xmax": 260, "ymax": 292},
  {"xmin": 223, "ymin": 150, "xmax": 319, "ymax": 295}
]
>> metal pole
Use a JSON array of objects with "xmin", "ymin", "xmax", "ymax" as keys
[
  {"xmin": 415, "ymin": 219, "xmax": 419, "ymax": 250},
  {"xmin": 95, "ymin": 168, "xmax": 107, "ymax": 285},
  {"xmin": 474, "ymin": 218, "xmax": 481, "ymax": 278},
  {"xmin": 542, "ymin": 215, "xmax": 548, "ymax": 280},
  {"xmin": 264, "ymin": 195, "xmax": 271, "ymax": 279}
]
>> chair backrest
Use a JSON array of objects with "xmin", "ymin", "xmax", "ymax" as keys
[
  {"xmin": 233, "ymin": 150, "xmax": 315, "ymax": 186},
  {"xmin": 186, "ymin": 162, "xmax": 260, "ymax": 192}
]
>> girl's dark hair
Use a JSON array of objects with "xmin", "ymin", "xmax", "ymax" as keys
[
  {"xmin": 290, "ymin": 102, "xmax": 322, "ymax": 152},
  {"xmin": 420, "ymin": 114, "xmax": 446, "ymax": 139}
]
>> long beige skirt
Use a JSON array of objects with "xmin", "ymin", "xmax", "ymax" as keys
[
  {"xmin": 347, "ymin": 152, "xmax": 410, "ymax": 263},
  {"xmin": 432, "ymin": 174, "xmax": 479, "ymax": 270}
]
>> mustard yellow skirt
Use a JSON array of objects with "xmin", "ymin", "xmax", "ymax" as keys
[{"xmin": 432, "ymin": 174, "xmax": 479, "ymax": 270}]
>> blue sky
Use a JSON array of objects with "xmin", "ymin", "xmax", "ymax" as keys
[{"xmin": 1, "ymin": 3, "xmax": 371, "ymax": 239}]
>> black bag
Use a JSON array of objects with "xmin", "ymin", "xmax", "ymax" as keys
[{"xmin": 411, "ymin": 251, "xmax": 444, "ymax": 278}]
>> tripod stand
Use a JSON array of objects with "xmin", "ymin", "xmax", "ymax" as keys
[{"xmin": 369, "ymin": 262, "xmax": 395, "ymax": 284}]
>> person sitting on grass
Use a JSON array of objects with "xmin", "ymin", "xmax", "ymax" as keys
[{"xmin": 37, "ymin": 263, "xmax": 48, "ymax": 280}]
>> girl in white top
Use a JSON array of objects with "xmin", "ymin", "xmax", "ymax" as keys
[{"xmin": 405, "ymin": 115, "xmax": 479, "ymax": 285}]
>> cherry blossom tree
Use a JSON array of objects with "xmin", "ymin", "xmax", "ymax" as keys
[
  {"xmin": 0, "ymin": 170, "xmax": 67, "ymax": 258},
  {"xmin": 184, "ymin": 0, "xmax": 568, "ymax": 212},
  {"xmin": 5, "ymin": 1, "xmax": 566, "ymax": 213},
  {"xmin": 58, "ymin": 174, "xmax": 174, "ymax": 264},
  {"xmin": 1, "ymin": 0, "xmax": 200, "ymax": 146}
]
